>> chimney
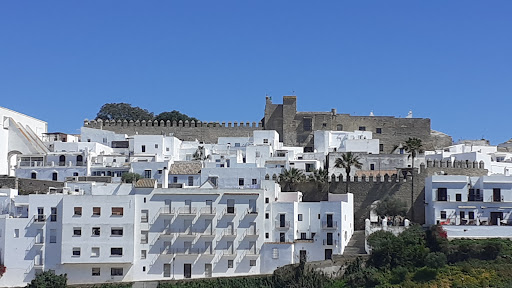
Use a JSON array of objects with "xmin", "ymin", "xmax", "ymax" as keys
[{"xmin": 163, "ymin": 167, "xmax": 169, "ymax": 189}]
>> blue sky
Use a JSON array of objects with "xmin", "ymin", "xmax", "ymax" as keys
[{"xmin": 1, "ymin": 1, "xmax": 511, "ymax": 145}]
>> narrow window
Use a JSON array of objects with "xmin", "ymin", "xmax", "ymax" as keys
[
  {"xmin": 239, "ymin": 178, "xmax": 244, "ymax": 186},
  {"xmin": 376, "ymin": 128, "xmax": 382, "ymax": 134},
  {"xmin": 31, "ymin": 172, "xmax": 37, "ymax": 179},
  {"xmin": 456, "ymin": 194, "xmax": 462, "ymax": 201},
  {"xmin": 370, "ymin": 164, "xmax": 375, "ymax": 171},
  {"xmin": 188, "ymin": 176, "xmax": 194, "ymax": 186},
  {"xmin": 141, "ymin": 250, "xmax": 147, "ymax": 259},
  {"xmin": 144, "ymin": 169, "xmax": 151, "ymax": 178},
  {"xmin": 141, "ymin": 210, "xmax": 148, "ymax": 223},
  {"xmin": 379, "ymin": 144, "xmax": 384, "ymax": 152},
  {"xmin": 52, "ymin": 172, "xmax": 58, "ymax": 181},
  {"xmin": 440, "ymin": 211, "xmax": 447, "ymax": 219},
  {"xmin": 141, "ymin": 145, "xmax": 146, "ymax": 152},
  {"xmin": 50, "ymin": 207, "xmax": 57, "ymax": 222},
  {"xmin": 50, "ymin": 229, "xmax": 57, "ymax": 243},
  {"xmin": 303, "ymin": 118, "xmax": 312, "ymax": 131},
  {"xmin": 298, "ymin": 214, "xmax": 303, "ymax": 221}
]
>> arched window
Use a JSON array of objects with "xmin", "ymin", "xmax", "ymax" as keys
[
  {"xmin": 76, "ymin": 155, "xmax": 83, "ymax": 166},
  {"xmin": 52, "ymin": 172, "xmax": 58, "ymax": 181},
  {"xmin": 59, "ymin": 155, "xmax": 66, "ymax": 166},
  {"xmin": 336, "ymin": 124, "xmax": 343, "ymax": 131},
  {"xmin": 272, "ymin": 174, "xmax": 277, "ymax": 181},
  {"xmin": 31, "ymin": 172, "xmax": 37, "ymax": 179},
  {"xmin": 265, "ymin": 174, "xmax": 270, "ymax": 180}
]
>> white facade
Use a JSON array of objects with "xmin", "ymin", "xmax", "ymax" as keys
[
  {"xmin": 0, "ymin": 180, "xmax": 353, "ymax": 287},
  {"xmin": 314, "ymin": 130, "xmax": 379, "ymax": 155},
  {"xmin": 425, "ymin": 175, "xmax": 512, "ymax": 239}
]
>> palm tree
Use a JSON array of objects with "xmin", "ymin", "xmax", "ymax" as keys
[
  {"xmin": 403, "ymin": 137, "xmax": 423, "ymax": 221},
  {"xmin": 308, "ymin": 168, "xmax": 329, "ymax": 192},
  {"xmin": 334, "ymin": 152, "xmax": 362, "ymax": 193},
  {"xmin": 278, "ymin": 167, "xmax": 305, "ymax": 191}
]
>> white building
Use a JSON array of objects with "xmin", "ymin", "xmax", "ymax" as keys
[
  {"xmin": 0, "ymin": 179, "xmax": 353, "ymax": 287},
  {"xmin": 0, "ymin": 107, "xmax": 48, "ymax": 176},
  {"xmin": 425, "ymin": 175, "xmax": 512, "ymax": 239},
  {"xmin": 314, "ymin": 130, "xmax": 379, "ymax": 155}
]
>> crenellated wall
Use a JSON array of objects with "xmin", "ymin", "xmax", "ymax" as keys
[
  {"xmin": 83, "ymin": 119, "xmax": 264, "ymax": 142},
  {"xmin": 298, "ymin": 161, "xmax": 488, "ymax": 229}
]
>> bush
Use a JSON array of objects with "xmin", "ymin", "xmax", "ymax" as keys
[
  {"xmin": 425, "ymin": 252, "xmax": 447, "ymax": 268},
  {"xmin": 390, "ymin": 266, "xmax": 409, "ymax": 284},
  {"xmin": 26, "ymin": 271, "xmax": 67, "ymax": 288},
  {"xmin": 121, "ymin": 172, "xmax": 142, "ymax": 183},
  {"xmin": 412, "ymin": 267, "xmax": 437, "ymax": 282}
]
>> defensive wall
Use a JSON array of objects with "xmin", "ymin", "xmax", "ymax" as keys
[
  {"xmin": 0, "ymin": 175, "xmax": 65, "ymax": 195},
  {"xmin": 298, "ymin": 160, "xmax": 488, "ymax": 229},
  {"xmin": 84, "ymin": 96, "xmax": 453, "ymax": 150},
  {"xmin": 83, "ymin": 119, "xmax": 263, "ymax": 143}
]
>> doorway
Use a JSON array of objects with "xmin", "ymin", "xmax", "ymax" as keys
[{"xmin": 184, "ymin": 263, "xmax": 191, "ymax": 278}]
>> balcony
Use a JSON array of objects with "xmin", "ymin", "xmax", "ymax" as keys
[
  {"xmin": 201, "ymin": 248, "xmax": 216, "ymax": 257},
  {"xmin": 173, "ymin": 248, "xmax": 201, "ymax": 256},
  {"xmin": 221, "ymin": 249, "xmax": 236, "ymax": 257},
  {"xmin": 275, "ymin": 220, "xmax": 290, "ymax": 229},
  {"xmin": 33, "ymin": 215, "xmax": 46, "ymax": 224},
  {"xmin": 242, "ymin": 228, "xmax": 259, "ymax": 238},
  {"xmin": 244, "ymin": 248, "xmax": 260, "ymax": 257},
  {"xmin": 220, "ymin": 228, "xmax": 237, "ymax": 238},
  {"xmin": 323, "ymin": 239, "xmax": 338, "ymax": 246},
  {"xmin": 321, "ymin": 221, "xmax": 338, "ymax": 229},
  {"xmin": 199, "ymin": 207, "xmax": 216, "ymax": 216},
  {"xmin": 175, "ymin": 229, "xmax": 198, "ymax": 238},
  {"xmin": 177, "ymin": 207, "xmax": 197, "ymax": 216},
  {"xmin": 160, "ymin": 247, "xmax": 174, "ymax": 255},
  {"xmin": 241, "ymin": 208, "xmax": 259, "ymax": 219},
  {"xmin": 160, "ymin": 229, "xmax": 175, "ymax": 238},
  {"xmin": 199, "ymin": 229, "xmax": 216, "ymax": 237},
  {"xmin": 221, "ymin": 207, "xmax": 237, "ymax": 217}
]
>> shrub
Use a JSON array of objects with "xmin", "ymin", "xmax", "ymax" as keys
[
  {"xmin": 412, "ymin": 267, "xmax": 437, "ymax": 283},
  {"xmin": 425, "ymin": 252, "xmax": 447, "ymax": 268},
  {"xmin": 121, "ymin": 172, "xmax": 142, "ymax": 183}
]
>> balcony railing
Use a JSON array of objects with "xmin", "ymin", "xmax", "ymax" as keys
[
  {"xmin": 199, "ymin": 229, "xmax": 216, "ymax": 237},
  {"xmin": 321, "ymin": 221, "xmax": 338, "ymax": 229},
  {"xmin": 177, "ymin": 207, "xmax": 197, "ymax": 216},
  {"xmin": 33, "ymin": 215, "xmax": 46, "ymax": 223},
  {"xmin": 172, "ymin": 248, "xmax": 201, "ymax": 255},
  {"xmin": 221, "ymin": 207, "xmax": 237, "ymax": 216},
  {"xmin": 175, "ymin": 229, "xmax": 198, "ymax": 237},
  {"xmin": 221, "ymin": 228, "xmax": 237, "ymax": 237},
  {"xmin": 221, "ymin": 249, "xmax": 236, "ymax": 257},
  {"xmin": 244, "ymin": 248, "xmax": 260, "ymax": 256},
  {"xmin": 199, "ymin": 207, "xmax": 216, "ymax": 216},
  {"xmin": 242, "ymin": 228, "xmax": 259, "ymax": 238},
  {"xmin": 323, "ymin": 239, "xmax": 338, "ymax": 246},
  {"xmin": 241, "ymin": 208, "xmax": 259, "ymax": 219},
  {"xmin": 275, "ymin": 220, "xmax": 290, "ymax": 229}
]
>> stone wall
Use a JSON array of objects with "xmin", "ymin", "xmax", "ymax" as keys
[
  {"xmin": 18, "ymin": 178, "xmax": 65, "ymax": 195},
  {"xmin": 0, "ymin": 176, "xmax": 17, "ymax": 189},
  {"xmin": 298, "ymin": 162, "xmax": 488, "ymax": 229}
]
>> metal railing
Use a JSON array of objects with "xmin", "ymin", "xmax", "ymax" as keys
[
  {"xmin": 275, "ymin": 220, "xmax": 290, "ymax": 229},
  {"xmin": 321, "ymin": 221, "xmax": 338, "ymax": 229},
  {"xmin": 221, "ymin": 228, "xmax": 237, "ymax": 237},
  {"xmin": 176, "ymin": 207, "xmax": 197, "ymax": 216},
  {"xmin": 323, "ymin": 239, "xmax": 338, "ymax": 246},
  {"xmin": 199, "ymin": 206, "xmax": 216, "ymax": 215},
  {"xmin": 242, "ymin": 228, "xmax": 259, "ymax": 238}
]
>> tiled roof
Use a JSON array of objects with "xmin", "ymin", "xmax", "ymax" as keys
[
  {"xmin": 170, "ymin": 161, "xmax": 202, "ymax": 175},
  {"xmin": 135, "ymin": 179, "xmax": 156, "ymax": 188}
]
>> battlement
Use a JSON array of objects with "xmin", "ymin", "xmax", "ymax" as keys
[{"xmin": 84, "ymin": 119, "xmax": 263, "ymax": 129}]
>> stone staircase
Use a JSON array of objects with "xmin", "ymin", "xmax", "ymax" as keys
[{"xmin": 341, "ymin": 230, "xmax": 367, "ymax": 256}]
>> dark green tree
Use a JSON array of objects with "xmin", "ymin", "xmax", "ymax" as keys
[
  {"xmin": 96, "ymin": 103, "xmax": 154, "ymax": 121},
  {"xmin": 279, "ymin": 167, "xmax": 305, "ymax": 191},
  {"xmin": 121, "ymin": 172, "xmax": 142, "ymax": 183},
  {"xmin": 26, "ymin": 270, "xmax": 67, "ymax": 288},
  {"xmin": 375, "ymin": 197, "xmax": 408, "ymax": 222},
  {"xmin": 403, "ymin": 137, "xmax": 423, "ymax": 221},
  {"xmin": 334, "ymin": 152, "xmax": 362, "ymax": 193},
  {"xmin": 155, "ymin": 110, "xmax": 199, "ymax": 123}
]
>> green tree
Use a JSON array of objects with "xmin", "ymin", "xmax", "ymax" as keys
[
  {"xmin": 155, "ymin": 110, "xmax": 199, "ymax": 123},
  {"xmin": 96, "ymin": 103, "xmax": 154, "ymax": 121},
  {"xmin": 121, "ymin": 172, "xmax": 142, "ymax": 183},
  {"xmin": 279, "ymin": 167, "xmax": 306, "ymax": 191},
  {"xmin": 403, "ymin": 137, "xmax": 423, "ymax": 221},
  {"xmin": 375, "ymin": 197, "xmax": 408, "ymax": 222},
  {"xmin": 193, "ymin": 146, "xmax": 207, "ymax": 160},
  {"xmin": 334, "ymin": 152, "xmax": 362, "ymax": 193},
  {"xmin": 27, "ymin": 270, "xmax": 67, "ymax": 288}
]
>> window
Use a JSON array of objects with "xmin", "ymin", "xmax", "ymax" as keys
[
  {"xmin": 73, "ymin": 227, "xmax": 82, "ymax": 236},
  {"xmin": 469, "ymin": 212, "xmax": 475, "ymax": 219},
  {"xmin": 50, "ymin": 229, "xmax": 56, "ymax": 243},
  {"xmin": 31, "ymin": 172, "xmax": 37, "ymax": 179},
  {"xmin": 155, "ymin": 144, "xmax": 158, "ymax": 149},
  {"xmin": 322, "ymin": 123, "xmax": 327, "ymax": 128},
  {"xmin": 370, "ymin": 164, "xmax": 375, "ymax": 171},
  {"xmin": 493, "ymin": 188, "xmax": 502, "ymax": 202},
  {"xmin": 91, "ymin": 247, "xmax": 99, "ymax": 257},
  {"xmin": 440, "ymin": 211, "xmax": 447, "ymax": 219},
  {"xmin": 272, "ymin": 248, "xmax": 279, "ymax": 259},
  {"xmin": 459, "ymin": 211, "xmax": 465, "ymax": 219},
  {"xmin": 14, "ymin": 229, "xmax": 19, "ymax": 238},
  {"xmin": 111, "ymin": 248, "xmax": 123, "ymax": 256},
  {"xmin": 158, "ymin": 170, "xmax": 162, "ymax": 174},
  {"xmin": 92, "ymin": 227, "xmax": 100, "ymax": 236},
  {"xmin": 379, "ymin": 144, "xmax": 384, "ymax": 152},
  {"xmin": 304, "ymin": 147, "xmax": 313, "ymax": 153},
  {"xmin": 358, "ymin": 126, "xmax": 366, "ymax": 131},
  {"xmin": 92, "ymin": 268, "xmax": 100, "ymax": 276},
  {"xmin": 93, "ymin": 207, "xmax": 101, "ymax": 216},
  {"xmin": 141, "ymin": 210, "xmax": 148, "ymax": 223},
  {"xmin": 144, "ymin": 170, "xmax": 151, "ymax": 178},
  {"xmin": 111, "ymin": 228, "xmax": 123, "ymax": 236},
  {"xmin": 265, "ymin": 197, "xmax": 269, "ymax": 203},
  {"xmin": 265, "ymin": 213, "xmax": 269, "ymax": 219},
  {"xmin": 437, "ymin": 188, "xmax": 448, "ymax": 201},
  {"xmin": 228, "ymin": 260, "xmax": 233, "ymax": 268},
  {"xmin": 141, "ymin": 231, "xmax": 148, "ymax": 244},
  {"xmin": 250, "ymin": 260, "xmax": 256, "ymax": 266},
  {"xmin": 234, "ymin": 143, "xmax": 240, "ymax": 147},
  {"xmin": 188, "ymin": 176, "xmax": 194, "ymax": 186},
  {"xmin": 74, "ymin": 207, "xmax": 82, "ymax": 216},
  {"xmin": 376, "ymin": 128, "xmax": 382, "ymax": 134},
  {"xmin": 456, "ymin": 194, "xmax": 462, "ymax": 202},
  {"xmin": 141, "ymin": 145, "xmax": 146, "ymax": 152},
  {"xmin": 336, "ymin": 124, "xmax": 343, "ymax": 131},
  {"xmin": 72, "ymin": 247, "xmax": 81, "ymax": 256},
  {"xmin": 252, "ymin": 179, "xmax": 257, "ymax": 185},
  {"xmin": 227, "ymin": 199, "xmax": 235, "ymax": 214},
  {"xmin": 50, "ymin": 207, "xmax": 57, "ymax": 222},
  {"xmin": 141, "ymin": 250, "xmax": 147, "ymax": 259},
  {"xmin": 303, "ymin": 118, "xmax": 312, "ymax": 131},
  {"xmin": 52, "ymin": 172, "xmax": 58, "ymax": 181},
  {"xmin": 263, "ymin": 139, "xmax": 268, "ymax": 144},
  {"xmin": 111, "ymin": 268, "xmax": 123, "ymax": 276},
  {"xmin": 239, "ymin": 178, "xmax": 244, "ymax": 186},
  {"xmin": 112, "ymin": 207, "xmax": 123, "ymax": 216},
  {"xmin": 469, "ymin": 189, "xmax": 483, "ymax": 201},
  {"xmin": 311, "ymin": 232, "xmax": 316, "ymax": 239},
  {"xmin": 300, "ymin": 233, "xmax": 307, "ymax": 240},
  {"xmin": 143, "ymin": 266, "xmax": 146, "ymax": 272},
  {"xmin": 173, "ymin": 176, "xmax": 178, "ymax": 183},
  {"xmin": 298, "ymin": 214, "xmax": 303, "ymax": 221},
  {"xmin": 265, "ymin": 233, "xmax": 269, "ymax": 239}
]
